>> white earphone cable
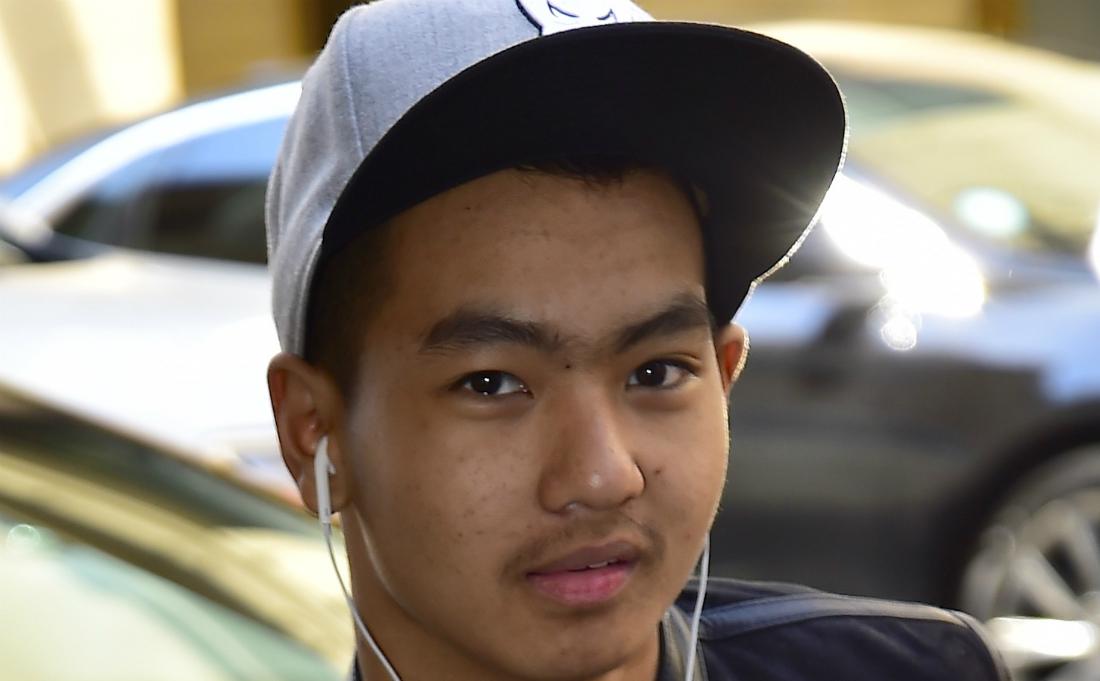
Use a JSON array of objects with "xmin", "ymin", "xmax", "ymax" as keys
[
  {"xmin": 322, "ymin": 514, "xmax": 404, "ymax": 681},
  {"xmin": 316, "ymin": 437, "xmax": 403, "ymax": 681},
  {"xmin": 682, "ymin": 534, "xmax": 711, "ymax": 681}
]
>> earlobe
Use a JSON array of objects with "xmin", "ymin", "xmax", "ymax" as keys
[
  {"xmin": 267, "ymin": 352, "xmax": 351, "ymax": 514},
  {"xmin": 715, "ymin": 323, "xmax": 748, "ymax": 395}
]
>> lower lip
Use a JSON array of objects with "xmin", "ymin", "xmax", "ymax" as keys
[{"xmin": 526, "ymin": 562, "xmax": 634, "ymax": 606}]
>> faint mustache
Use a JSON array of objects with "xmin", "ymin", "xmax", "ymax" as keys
[{"xmin": 506, "ymin": 512, "xmax": 665, "ymax": 575}]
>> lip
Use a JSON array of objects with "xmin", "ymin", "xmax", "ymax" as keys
[
  {"xmin": 529, "ymin": 541, "xmax": 641, "ymax": 574},
  {"xmin": 525, "ymin": 540, "xmax": 641, "ymax": 607}
]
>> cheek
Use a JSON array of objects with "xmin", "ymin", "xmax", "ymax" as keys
[
  {"xmin": 637, "ymin": 391, "xmax": 730, "ymax": 524},
  {"xmin": 356, "ymin": 398, "xmax": 537, "ymax": 569}
]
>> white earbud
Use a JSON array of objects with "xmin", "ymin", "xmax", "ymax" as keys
[{"xmin": 315, "ymin": 435, "xmax": 335, "ymax": 526}]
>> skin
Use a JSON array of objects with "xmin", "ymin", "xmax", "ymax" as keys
[{"xmin": 269, "ymin": 168, "xmax": 747, "ymax": 681}]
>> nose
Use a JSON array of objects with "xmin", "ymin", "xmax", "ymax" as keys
[{"xmin": 537, "ymin": 388, "xmax": 646, "ymax": 513}]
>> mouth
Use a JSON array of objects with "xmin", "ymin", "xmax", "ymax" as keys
[{"xmin": 525, "ymin": 541, "xmax": 640, "ymax": 607}]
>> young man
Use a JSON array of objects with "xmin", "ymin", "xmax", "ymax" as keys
[{"xmin": 265, "ymin": 1, "xmax": 1009, "ymax": 680}]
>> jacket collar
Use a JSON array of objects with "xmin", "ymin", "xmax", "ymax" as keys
[{"xmin": 659, "ymin": 604, "xmax": 708, "ymax": 681}]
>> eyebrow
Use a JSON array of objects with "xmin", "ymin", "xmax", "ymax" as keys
[
  {"xmin": 419, "ymin": 311, "xmax": 563, "ymax": 355},
  {"xmin": 613, "ymin": 293, "xmax": 715, "ymax": 352},
  {"xmin": 418, "ymin": 293, "xmax": 714, "ymax": 356}
]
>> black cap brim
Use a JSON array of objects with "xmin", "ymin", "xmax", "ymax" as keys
[{"xmin": 320, "ymin": 21, "xmax": 847, "ymax": 324}]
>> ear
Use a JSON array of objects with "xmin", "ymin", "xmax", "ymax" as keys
[
  {"xmin": 267, "ymin": 352, "xmax": 352, "ymax": 514},
  {"xmin": 715, "ymin": 322, "xmax": 749, "ymax": 397}
]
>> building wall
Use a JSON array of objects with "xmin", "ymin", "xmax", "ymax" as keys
[
  {"xmin": 1022, "ymin": 0, "xmax": 1100, "ymax": 60},
  {"xmin": 0, "ymin": 0, "xmax": 312, "ymax": 176},
  {"xmin": 0, "ymin": 0, "xmax": 181, "ymax": 174},
  {"xmin": 174, "ymin": 0, "xmax": 314, "ymax": 96}
]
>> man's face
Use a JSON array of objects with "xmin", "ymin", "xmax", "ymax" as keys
[{"xmin": 337, "ymin": 168, "xmax": 736, "ymax": 680}]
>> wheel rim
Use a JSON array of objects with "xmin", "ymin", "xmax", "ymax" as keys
[{"xmin": 963, "ymin": 488, "xmax": 1100, "ymax": 680}]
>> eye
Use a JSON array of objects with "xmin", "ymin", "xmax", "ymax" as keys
[
  {"xmin": 458, "ymin": 371, "xmax": 529, "ymax": 397},
  {"xmin": 627, "ymin": 360, "xmax": 695, "ymax": 390}
]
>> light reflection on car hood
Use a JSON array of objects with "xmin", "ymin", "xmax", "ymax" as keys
[{"xmin": 0, "ymin": 251, "xmax": 280, "ymax": 469}]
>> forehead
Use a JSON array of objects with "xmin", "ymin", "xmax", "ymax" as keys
[{"xmin": 372, "ymin": 167, "xmax": 706, "ymax": 343}]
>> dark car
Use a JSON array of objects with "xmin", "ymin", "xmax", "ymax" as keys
[
  {"xmin": 716, "ymin": 22, "xmax": 1100, "ymax": 681},
  {"xmin": 1, "ymin": 22, "xmax": 1098, "ymax": 681}
]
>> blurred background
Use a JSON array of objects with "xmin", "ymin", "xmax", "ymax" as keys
[
  {"xmin": 1, "ymin": 1, "xmax": 1098, "ymax": 680},
  {"xmin": 2, "ymin": 0, "xmax": 1099, "ymax": 174}
]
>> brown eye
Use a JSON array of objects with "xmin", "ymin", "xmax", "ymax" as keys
[
  {"xmin": 633, "ymin": 362, "xmax": 668, "ymax": 387},
  {"xmin": 628, "ymin": 361, "xmax": 694, "ymax": 389},
  {"xmin": 459, "ymin": 371, "xmax": 528, "ymax": 397}
]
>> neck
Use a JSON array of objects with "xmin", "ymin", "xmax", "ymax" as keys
[{"xmin": 354, "ymin": 633, "xmax": 661, "ymax": 681}]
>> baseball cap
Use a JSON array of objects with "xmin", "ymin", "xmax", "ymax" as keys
[{"xmin": 266, "ymin": 0, "xmax": 847, "ymax": 356}]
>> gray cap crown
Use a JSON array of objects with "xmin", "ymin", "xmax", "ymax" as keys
[{"xmin": 266, "ymin": 0, "xmax": 653, "ymax": 355}]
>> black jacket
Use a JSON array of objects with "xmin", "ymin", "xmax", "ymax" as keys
[{"xmin": 659, "ymin": 579, "xmax": 1009, "ymax": 680}]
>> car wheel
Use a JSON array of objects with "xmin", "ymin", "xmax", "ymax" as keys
[{"xmin": 960, "ymin": 444, "xmax": 1100, "ymax": 681}]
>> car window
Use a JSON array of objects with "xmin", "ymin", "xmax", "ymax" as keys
[
  {"xmin": 835, "ymin": 73, "xmax": 1100, "ymax": 259},
  {"xmin": 52, "ymin": 117, "xmax": 287, "ymax": 264},
  {"xmin": 834, "ymin": 76, "xmax": 1007, "ymax": 133},
  {"xmin": 0, "ymin": 512, "xmax": 341, "ymax": 681}
]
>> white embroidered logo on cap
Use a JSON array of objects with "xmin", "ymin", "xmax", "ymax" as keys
[{"xmin": 516, "ymin": 0, "xmax": 649, "ymax": 35}]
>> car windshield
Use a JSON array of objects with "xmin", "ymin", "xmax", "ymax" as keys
[
  {"xmin": 0, "ymin": 511, "xmax": 341, "ymax": 681},
  {"xmin": 0, "ymin": 388, "xmax": 353, "ymax": 676},
  {"xmin": 837, "ymin": 73, "xmax": 1100, "ymax": 258}
]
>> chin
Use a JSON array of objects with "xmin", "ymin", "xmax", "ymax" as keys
[
  {"xmin": 500, "ymin": 648, "xmax": 635, "ymax": 681},
  {"xmin": 488, "ymin": 610, "xmax": 656, "ymax": 681}
]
